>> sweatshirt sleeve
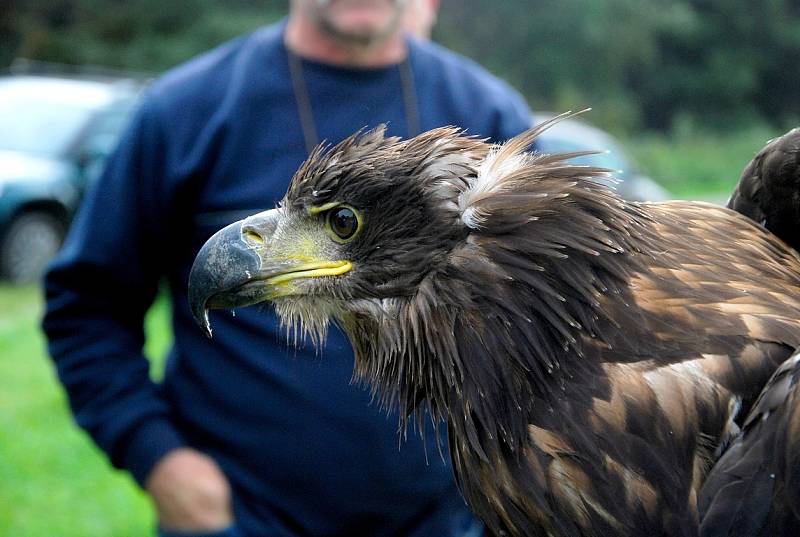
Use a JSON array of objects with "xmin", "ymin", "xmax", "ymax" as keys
[{"xmin": 42, "ymin": 95, "xmax": 186, "ymax": 486}]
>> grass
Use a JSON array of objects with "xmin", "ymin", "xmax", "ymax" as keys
[
  {"xmin": 0, "ymin": 284, "xmax": 171, "ymax": 536},
  {"xmin": 625, "ymin": 123, "xmax": 786, "ymax": 200}
]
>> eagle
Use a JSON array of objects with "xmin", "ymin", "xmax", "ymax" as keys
[{"xmin": 188, "ymin": 116, "xmax": 800, "ymax": 536}]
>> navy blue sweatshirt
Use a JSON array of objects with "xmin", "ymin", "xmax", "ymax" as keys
[{"xmin": 43, "ymin": 22, "xmax": 532, "ymax": 537}]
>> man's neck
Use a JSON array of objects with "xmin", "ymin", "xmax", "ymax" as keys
[{"xmin": 284, "ymin": 14, "xmax": 407, "ymax": 68}]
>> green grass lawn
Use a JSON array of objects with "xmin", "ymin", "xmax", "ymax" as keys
[
  {"xmin": 626, "ymin": 123, "xmax": 786, "ymax": 200},
  {"xmin": 0, "ymin": 285, "xmax": 171, "ymax": 536}
]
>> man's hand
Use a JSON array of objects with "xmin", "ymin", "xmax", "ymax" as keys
[{"xmin": 145, "ymin": 448, "xmax": 235, "ymax": 532}]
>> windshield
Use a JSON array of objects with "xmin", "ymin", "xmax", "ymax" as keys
[{"xmin": 0, "ymin": 78, "xmax": 113, "ymax": 156}]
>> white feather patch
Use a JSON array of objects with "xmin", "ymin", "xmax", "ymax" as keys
[{"xmin": 458, "ymin": 143, "xmax": 531, "ymax": 229}]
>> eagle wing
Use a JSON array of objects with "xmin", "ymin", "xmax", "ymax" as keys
[
  {"xmin": 448, "ymin": 198, "xmax": 800, "ymax": 536},
  {"xmin": 698, "ymin": 351, "xmax": 800, "ymax": 536}
]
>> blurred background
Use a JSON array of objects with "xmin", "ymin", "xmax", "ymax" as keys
[{"xmin": 1, "ymin": 1, "xmax": 798, "ymax": 534}]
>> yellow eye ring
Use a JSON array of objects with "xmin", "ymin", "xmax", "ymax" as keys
[{"xmin": 324, "ymin": 204, "xmax": 362, "ymax": 243}]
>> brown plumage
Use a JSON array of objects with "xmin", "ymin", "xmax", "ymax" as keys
[
  {"xmin": 188, "ymin": 116, "xmax": 800, "ymax": 536},
  {"xmin": 727, "ymin": 127, "xmax": 800, "ymax": 252},
  {"xmin": 698, "ymin": 351, "xmax": 800, "ymax": 536},
  {"xmin": 696, "ymin": 127, "xmax": 800, "ymax": 537}
]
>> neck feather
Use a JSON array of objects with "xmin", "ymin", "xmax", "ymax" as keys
[{"xmin": 345, "ymin": 174, "xmax": 657, "ymax": 456}]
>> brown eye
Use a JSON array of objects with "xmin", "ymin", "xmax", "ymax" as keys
[{"xmin": 327, "ymin": 206, "xmax": 359, "ymax": 241}]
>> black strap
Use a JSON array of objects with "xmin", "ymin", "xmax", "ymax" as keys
[
  {"xmin": 287, "ymin": 50, "xmax": 320, "ymax": 155},
  {"xmin": 287, "ymin": 49, "xmax": 420, "ymax": 155}
]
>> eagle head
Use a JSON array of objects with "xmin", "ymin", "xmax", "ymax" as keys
[
  {"xmin": 189, "ymin": 117, "xmax": 635, "ymax": 421},
  {"xmin": 190, "ymin": 125, "xmax": 482, "ymax": 336}
]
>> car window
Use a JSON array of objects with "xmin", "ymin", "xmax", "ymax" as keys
[
  {"xmin": 80, "ymin": 96, "xmax": 138, "ymax": 156},
  {"xmin": 0, "ymin": 79, "xmax": 111, "ymax": 157}
]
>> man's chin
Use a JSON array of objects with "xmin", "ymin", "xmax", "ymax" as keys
[
  {"xmin": 323, "ymin": 19, "xmax": 397, "ymax": 43},
  {"xmin": 318, "ymin": 3, "xmax": 403, "ymax": 45}
]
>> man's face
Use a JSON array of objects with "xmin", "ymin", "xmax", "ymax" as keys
[{"xmin": 304, "ymin": 0, "xmax": 407, "ymax": 45}]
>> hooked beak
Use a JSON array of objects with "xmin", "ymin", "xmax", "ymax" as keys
[
  {"xmin": 188, "ymin": 210, "xmax": 276, "ymax": 338},
  {"xmin": 188, "ymin": 208, "xmax": 351, "ymax": 337}
]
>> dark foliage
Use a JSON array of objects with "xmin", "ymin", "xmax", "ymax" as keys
[{"xmin": 3, "ymin": 0, "xmax": 800, "ymax": 133}]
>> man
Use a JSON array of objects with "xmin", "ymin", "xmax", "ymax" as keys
[{"xmin": 42, "ymin": 1, "xmax": 532, "ymax": 535}]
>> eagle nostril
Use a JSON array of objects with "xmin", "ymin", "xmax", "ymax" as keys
[
  {"xmin": 240, "ymin": 209, "xmax": 280, "ymax": 246},
  {"xmin": 243, "ymin": 228, "xmax": 266, "ymax": 245}
]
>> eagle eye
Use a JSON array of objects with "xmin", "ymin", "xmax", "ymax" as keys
[{"xmin": 326, "ymin": 206, "xmax": 361, "ymax": 242}]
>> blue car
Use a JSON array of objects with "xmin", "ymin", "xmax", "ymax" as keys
[{"xmin": 0, "ymin": 70, "xmax": 143, "ymax": 283}]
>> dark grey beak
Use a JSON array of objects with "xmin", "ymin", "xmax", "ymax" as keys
[{"xmin": 188, "ymin": 210, "xmax": 279, "ymax": 337}]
